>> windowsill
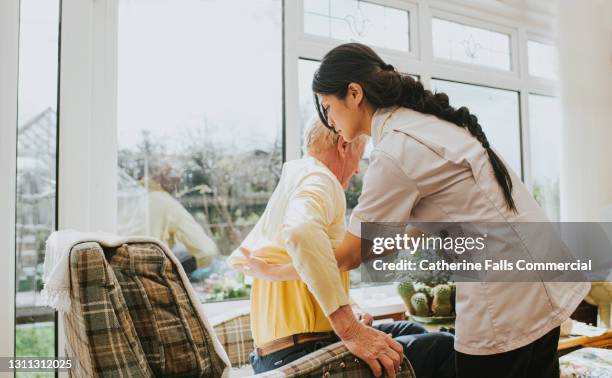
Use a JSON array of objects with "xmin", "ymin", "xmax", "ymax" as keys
[{"xmin": 203, "ymin": 283, "xmax": 404, "ymax": 321}]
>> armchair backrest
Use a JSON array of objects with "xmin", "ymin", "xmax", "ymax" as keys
[{"xmin": 64, "ymin": 241, "xmax": 228, "ymax": 377}]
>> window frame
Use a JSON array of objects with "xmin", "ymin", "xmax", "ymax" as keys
[
  {"xmin": 0, "ymin": 0, "xmax": 20, "ymax": 364},
  {"xmin": 287, "ymin": 0, "xmax": 558, "ymax": 184}
]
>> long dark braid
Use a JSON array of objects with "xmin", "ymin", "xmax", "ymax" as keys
[{"xmin": 313, "ymin": 42, "xmax": 517, "ymax": 213}]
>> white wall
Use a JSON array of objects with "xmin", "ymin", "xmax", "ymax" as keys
[{"xmin": 558, "ymin": 0, "xmax": 612, "ymax": 221}]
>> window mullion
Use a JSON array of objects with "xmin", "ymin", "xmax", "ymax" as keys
[{"xmin": 0, "ymin": 0, "xmax": 20, "ymax": 365}]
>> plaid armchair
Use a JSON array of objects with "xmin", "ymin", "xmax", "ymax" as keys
[
  {"xmin": 213, "ymin": 311, "xmax": 416, "ymax": 378},
  {"xmin": 63, "ymin": 240, "xmax": 415, "ymax": 377}
]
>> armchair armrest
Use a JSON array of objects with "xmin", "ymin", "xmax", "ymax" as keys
[
  {"xmin": 251, "ymin": 341, "xmax": 415, "ymax": 378},
  {"xmin": 211, "ymin": 310, "xmax": 416, "ymax": 377},
  {"xmin": 212, "ymin": 309, "xmax": 254, "ymax": 368}
]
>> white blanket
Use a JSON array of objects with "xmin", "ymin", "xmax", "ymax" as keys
[{"xmin": 42, "ymin": 229, "xmax": 231, "ymax": 375}]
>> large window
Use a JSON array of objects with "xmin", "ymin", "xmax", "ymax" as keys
[
  {"xmin": 14, "ymin": 0, "xmax": 60, "ymax": 369},
  {"xmin": 5, "ymin": 0, "xmax": 562, "ymax": 335},
  {"xmin": 431, "ymin": 79, "xmax": 522, "ymax": 176},
  {"xmin": 528, "ymin": 94, "xmax": 561, "ymax": 220},
  {"xmin": 116, "ymin": 0, "xmax": 283, "ymax": 302}
]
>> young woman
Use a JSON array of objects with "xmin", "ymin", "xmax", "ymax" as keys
[{"xmin": 241, "ymin": 43, "xmax": 589, "ymax": 377}]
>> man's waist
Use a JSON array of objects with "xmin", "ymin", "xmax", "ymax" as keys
[{"xmin": 255, "ymin": 331, "xmax": 337, "ymax": 357}]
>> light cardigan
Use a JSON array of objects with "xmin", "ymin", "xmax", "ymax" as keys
[
  {"xmin": 42, "ymin": 229, "xmax": 231, "ymax": 374},
  {"xmin": 229, "ymin": 156, "xmax": 350, "ymax": 346}
]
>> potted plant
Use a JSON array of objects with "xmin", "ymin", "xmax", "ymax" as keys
[{"xmin": 396, "ymin": 248, "xmax": 456, "ymax": 323}]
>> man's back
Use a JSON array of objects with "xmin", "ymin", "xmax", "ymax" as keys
[{"xmin": 230, "ymin": 156, "xmax": 349, "ymax": 346}]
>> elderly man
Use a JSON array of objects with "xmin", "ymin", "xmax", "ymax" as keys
[{"xmin": 230, "ymin": 120, "xmax": 455, "ymax": 378}]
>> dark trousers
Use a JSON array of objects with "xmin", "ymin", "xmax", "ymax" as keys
[
  {"xmin": 456, "ymin": 326, "xmax": 560, "ymax": 378},
  {"xmin": 250, "ymin": 320, "xmax": 456, "ymax": 378}
]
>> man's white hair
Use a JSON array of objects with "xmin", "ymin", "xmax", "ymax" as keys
[{"xmin": 302, "ymin": 117, "xmax": 368, "ymax": 156}]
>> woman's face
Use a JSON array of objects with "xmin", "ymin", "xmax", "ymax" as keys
[{"xmin": 318, "ymin": 88, "xmax": 368, "ymax": 142}]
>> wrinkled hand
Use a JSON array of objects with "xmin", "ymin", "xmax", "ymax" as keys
[{"xmin": 342, "ymin": 322, "xmax": 404, "ymax": 378}]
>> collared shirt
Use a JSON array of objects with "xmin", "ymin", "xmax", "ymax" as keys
[
  {"xmin": 229, "ymin": 156, "xmax": 350, "ymax": 346},
  {"xmin": 349, "ymin": 106, "xmax": 590, "ymax": 355}
]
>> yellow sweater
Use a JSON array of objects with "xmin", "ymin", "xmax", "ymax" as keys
[{"xmin": 229, "ymin": 157, "xmax": 350, "ymax": 346}]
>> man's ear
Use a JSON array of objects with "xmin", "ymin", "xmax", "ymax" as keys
[
  {"xmin": 347, "ymin": 82, "xmax": 364, "ymax": 107},
  {"xmin": 337, "ymin": 135, "xmax": 349, "ymax": 157}
]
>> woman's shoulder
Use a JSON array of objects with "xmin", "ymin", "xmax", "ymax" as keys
[{"xmin": 379, "ymin": 107, "xmax": 488, "ymax": 172}]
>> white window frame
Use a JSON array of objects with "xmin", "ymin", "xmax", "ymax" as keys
[
  {"xmin": 56, "ymin": 0, "xmax": 119, "ymax": 370},
  {"xmin": 0, "ymin": 0, "xmax": 20, "ymax": 366},
  {"xmin": 286, "ymin": 0, "xmax": 558, "ymax": 185}
]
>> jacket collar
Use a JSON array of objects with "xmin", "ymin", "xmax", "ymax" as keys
[{"xmin": 370, "ymin": 106, "xmax": 400, "ymax": 147}]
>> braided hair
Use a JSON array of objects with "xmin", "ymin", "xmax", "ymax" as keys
[{"xmin": 313, "ymin": 43, "xmax": 517, "ymax": 213}]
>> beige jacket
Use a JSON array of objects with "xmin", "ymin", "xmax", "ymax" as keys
[{"xmin": 349, "ymin": 106, "xmax": 590, "ymax": 355}]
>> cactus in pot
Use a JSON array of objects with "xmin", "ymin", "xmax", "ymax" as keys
[
  {"xmin": 432, "ymin": 284, "xmax": 452, "ymax": 316},
  {"xmin": 395, "ymin": 246, "xmax": 457, "ymax": 321},
  {"xmin": 410, "ymin": 292, "xmax": 430, "ymax": 317},
  {"xmin": 397, "ymin": 282, "xmax": 416, "ymax": 314}
]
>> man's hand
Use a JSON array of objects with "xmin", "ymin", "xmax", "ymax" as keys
[{"xmin": 330, "ymin": 305, "xmax": 404, "ymax": 378}]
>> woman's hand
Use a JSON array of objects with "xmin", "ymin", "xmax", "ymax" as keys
[{"xmin": 234, "ymin": 247, "xmax": 300, "ymax": 281}]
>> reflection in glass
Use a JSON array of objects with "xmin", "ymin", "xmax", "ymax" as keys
[
  {"xmin": 431, "ymin": 79, "xmax": 522, "ymax": 176},
  {"xmin": 15, "ymin": 0, "xmax": 59, "ymax": 369},
  {"xmin": 528, "ymin": 94, "xmax": 561, "ymax": 220},
  {"xmin": 432, "ymin": 18, "xmax": 511, "ymax": 71},
  {"xmin": 528, "ymin": 40, "xmax": 558, "ymax": 80},
  {"xmin": 117, "ymin": 0, "xmax": 282, "ymax": 302},
  {"xmin": 303, "ymin": 0, "xmax": 410, "ymax": 52}
]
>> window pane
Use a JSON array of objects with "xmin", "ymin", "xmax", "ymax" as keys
[
  {"xmin": 528, "ymin": 40, "xmax": 558, "ymax": 80},
  {"xmin": 303, "ymin": 0, "xmax": 410, "ymax": 52},
  {"xmin": 528, "ymin": 94, "xmax": 561, "ymax": 220},
  {"xmin": 15, "ymin": 0, "xmax": 59, "ymax": 368},
  {"xmin": 298, "ymin": 59, "xmax": 320, "ymax": 147},
  {"xmin": 432, "ymin": 18, "xmax": 511, "ymax": 71},
  {"xmin": 117, "ymin": 0, "xmax": 282, "ymax": 302},
  {"xmin": 431, "ymin": 80, "xmax": 522, "ymax": 176}
]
